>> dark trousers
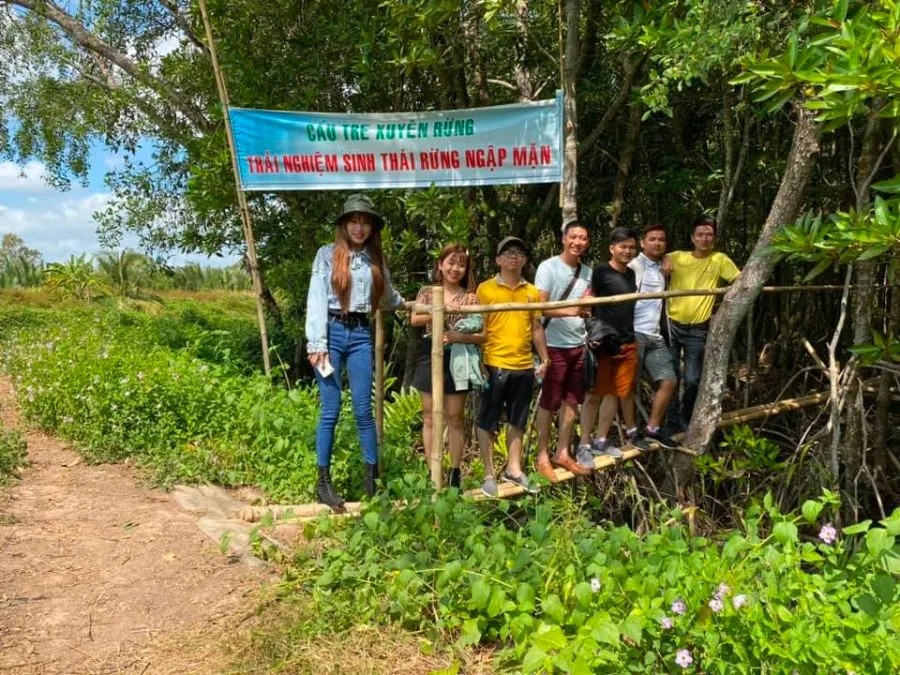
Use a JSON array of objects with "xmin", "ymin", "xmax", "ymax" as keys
[{"xmin": 666, "ymin": 320, "xmax": 708, "ymax": 430}]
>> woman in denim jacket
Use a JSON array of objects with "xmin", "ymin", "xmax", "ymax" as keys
[{"xmin": 306, "ymin": 194, "xmax": 404, "ymax": 511}]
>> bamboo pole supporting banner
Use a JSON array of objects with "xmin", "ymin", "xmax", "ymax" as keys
[
  {"xmin": 430, "ymin": 286, "xmax": 445, "ymax": 490},
  {"xmin": 198, "ymin": 0, "xmax": 272, "ymax": 375},
  {"xmin": 374, "ymin": 309, "xmax": 385, "ymax": 471}
]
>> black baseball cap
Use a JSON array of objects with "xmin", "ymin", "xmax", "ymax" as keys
[{"xmin": 496, "ymin": 236, "xmax": 528, "ymax": 256}]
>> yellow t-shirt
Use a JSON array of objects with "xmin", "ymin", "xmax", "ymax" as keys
[
  {"xmin": 477, "ymin": 276, "xmax": 540, "ymax": 370},
  {"xmin": 667, "ymin": 251, "xmax": 740, "ymax": 325}
]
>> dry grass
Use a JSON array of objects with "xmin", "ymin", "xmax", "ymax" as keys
[{"xmin": 223, "ymin": 595, "xmax": 495, "ymax": 675}]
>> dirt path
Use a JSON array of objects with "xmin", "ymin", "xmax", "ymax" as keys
[{"xmin": 0, "ymin": 377, "xmax": 263, "ymax": 674}]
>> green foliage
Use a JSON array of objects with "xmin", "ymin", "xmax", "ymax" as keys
[
  {"xmin": 289, "ymin": 486, "xmax": 900, "ymax": 673},
  {"xmin": 0, "ymin": 427, "xmax": 28, "ymax": 486},
  {"xmin": 696, "ymin": 424, "xmax": 783, "ymax": 486},
  {"xmin": 43, "ymin": 254, "xmax": 108, "ymax": 300},
  {"xmin": 0, "ymin": 306, "xmax": 421, "ymax": 502}
]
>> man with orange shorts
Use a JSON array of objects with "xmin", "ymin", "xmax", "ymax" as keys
[{"xmin": 577, "ymin": 227, "xmax": 644, "ymax": 464}]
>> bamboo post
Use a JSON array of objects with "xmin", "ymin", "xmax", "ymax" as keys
[
  {"xmin": 430, "ymin": 286, "xmax": 445, "ymax": 491},
  {"xmin": 198, "ymin": 0, "xmax": 272, "ymax": 376},
  {"xmin": 374, "ymin": 309, "xmax": 385, "ymax": 472}
]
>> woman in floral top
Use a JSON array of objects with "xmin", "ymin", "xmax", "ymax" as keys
[{"xmin": 410, "ymin": 243, "xmax": 483, "ymax": 488}]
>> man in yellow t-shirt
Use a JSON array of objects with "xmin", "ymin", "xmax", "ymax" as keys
[
  {"xmin": 665, "ymin": 216, "xmax": 740, "ymax": 432},
  {"xmin": 475, "ymin": 236, "xmax": 549, "ymax": 497}
]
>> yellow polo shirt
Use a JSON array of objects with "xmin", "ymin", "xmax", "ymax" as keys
[
  {"xmin": 477, "ymin": 276, "xmax": 540, "ymax": 370},
  {"xmin": 667, "ymin": 251, "xmax": 740, "ymax": 325}
]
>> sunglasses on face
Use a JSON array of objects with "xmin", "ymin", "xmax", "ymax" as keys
[{"xmin": 501, "ymin": 249, "xmax": 527, "ymax": 259}]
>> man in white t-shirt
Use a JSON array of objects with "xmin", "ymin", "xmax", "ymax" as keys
[
  {"xmin": 625, "ymin": 224, "xmax": 677, "ymax": 448},
  {"xmin": 533, "ymin": 221, "xmax": 593, "ymax": 481}
]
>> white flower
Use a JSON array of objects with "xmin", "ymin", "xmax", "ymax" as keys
[
  {"xmin": 590, "ymin": 577, "xmax": 602, "ymax": 593},
  {"xmin": 708, "ymin": 598, "xmax": 724, "ymax": 613},
  {"xmin": 732, "ymin": 594, "xmax": 747, "ymax": 609}
]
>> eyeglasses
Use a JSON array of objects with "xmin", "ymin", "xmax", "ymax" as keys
[{"xmin": 501, "ymin": 249, "xmax": 527, "ymax": 259}]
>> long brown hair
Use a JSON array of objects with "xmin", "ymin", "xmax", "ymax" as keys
[
  {"xmin": 432, "ymin": 243, "xmax": 475, "ymax": 293},
  {"xmin": 331, "ymin": 218, "xmax": 386, "ymax": 313}
]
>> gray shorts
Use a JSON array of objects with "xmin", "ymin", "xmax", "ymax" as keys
[{"xmin": 636, "ymin": 332, "xmax": 676, "ymax": 382}]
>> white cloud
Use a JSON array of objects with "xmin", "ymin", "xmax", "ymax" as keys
[
  {"xmin": 0, "ymin": 160, "xmax": 51, "ymax": 192},
  {"xmin": 0, "ymin": 191, "xmax": 111, "ymax": 260}
]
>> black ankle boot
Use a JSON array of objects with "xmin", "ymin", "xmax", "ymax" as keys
[
  {"xmin": 448, "ymin": 467, "xmax": 461, "ymax": 489},
  {"xmin": 364, "ymin": 462, "xmax": 379, "ymax": 497},
  {"xmin": 316, "ymin": 466, "xmax": 346, "ymax": 513}
]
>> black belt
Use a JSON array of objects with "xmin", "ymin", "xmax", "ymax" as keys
[
  {"xmin": 670, "ymin": 318, "xmax": 710, "ymax": 330},
  {"xmin": 328, "ymin": 310, "xmax": 370, "ymax": 327}
]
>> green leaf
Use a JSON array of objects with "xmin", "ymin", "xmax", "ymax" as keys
[
  {"xmin": 573, "ymin": 581, "xmax": 593, "ymax": 609},
  {"xmin": 872, "ymin": 573, "xmax": 895, "ymax": 605},
  {"xmin": 516, "ymin": 583, "xmax": 536, "ymax": 612},
  {"xmin": 856, "ymin": 593, "xmax": 880, "ymax": 617},
  {"xmin": 470, "ymin": 578, "xmax": 490, "ymax": 610},
  {"xmin": 774, "ymin": 521, "xmax": 799, "ymax": 544},
  {"xmin": 363, "ymin": 511, "xmax": 379, "ymax": 529},
  {"xmin": 532, "ymin": 623, "xmax": 568, "ymax": 651},
  {"xmin": 541, "ymin": 593, "xmax": 566, "ymax": 625},
  {"xmin": 866, "ymin": 528, "xmax": 894, "ymax": 557},
  {"xmin": 879, "ymin": 508, "xmax": 900, "ymax": 535},
  {"xmin": 872, "ymin": 176, "xmax": 900, "ymax": 193},
  {"xmin": 803, "ymin": 258, "xmax": 833, "ymax": 282},
  {"xmin": 801, "ymin": 500, "xmax": 823, "ymax": 524},
  {"xmin": 487, "ymin": 587, "xmax": 508, "ymax": 618},
  {"xmin": 591, "ymin": 617, "xmax": 620, "ymax": 647},
  {"xmin": 843, "ymin": 519, "xmax": 873, "ymax": 535},
  {"xmin": 522, "ymin": 646, "xmax": 549, "ymax": 672},
  {"xmin": 621, "ymin": 613, "xmax": 643, "ymax": 645}
]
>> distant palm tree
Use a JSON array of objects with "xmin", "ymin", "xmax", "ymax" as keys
[
  {"xmin": 43, "ymin": 255, "xmax": 107, "ymax": 301},
  {"xmin": 96, "ymin": 250, "xmax": 150, "ymax": 297}
]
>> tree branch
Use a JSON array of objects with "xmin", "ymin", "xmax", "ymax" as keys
[
  {"xmin": 6, "ymin": 0, "xmax": 212, "ymax": 134},
  {"xmin": 158, "ymin": 0, "xmax": 210, "ymax": 56}
]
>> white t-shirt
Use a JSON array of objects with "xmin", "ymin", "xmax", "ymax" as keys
[
  {"xmin": 630, "ymin": 253, "xmax": 665, "ymax": 336},
  {"xmin": 534, "ymin": 255, "xmax": 591, "ymax": 348}
]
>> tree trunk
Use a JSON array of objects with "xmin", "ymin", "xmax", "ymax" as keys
[
  {"xmin": 683, "ymin": 104, "xmax": 821, "ymax": 464},
  {"xmin": 561, "ymin": 0, "xmax": 580, "ymax": 224},
  {"xmin": 609, "ymin": 100, "xmax": 642, "ymax": 229},
  {"xmin": 717, "ymin": 86, "xmax": 752, "ymax": 235},
  {"xmin": 844, "ymin": 113, "xmax": 893, "ymax": 495}
]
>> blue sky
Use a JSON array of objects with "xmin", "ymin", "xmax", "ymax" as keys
[{"xmin": 0, "ymin": 141, "xmax": 239, "ymax": 266}]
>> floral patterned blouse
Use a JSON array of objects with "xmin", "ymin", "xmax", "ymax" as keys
[{"xmin": 415, "ymin": 286, "xmax": 477, "ymax": 336}]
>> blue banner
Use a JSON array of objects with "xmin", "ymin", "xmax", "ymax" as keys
[{"xmin": 229, "ymin": 93, "xmax": 563, "ymax": 191}]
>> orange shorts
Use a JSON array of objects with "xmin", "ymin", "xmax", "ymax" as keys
[{"xmin": 591, "ymin": 342, "xmax": 638, "ymax": 398}]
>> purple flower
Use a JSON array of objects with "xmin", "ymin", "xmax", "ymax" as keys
[
  {"xmin": 733, "ymin": 594, "xmax": 747, "ymax": 609},
  {"xmin": 709, "ymin": 597, "xmax": 724, "ymax": 613},
  {"xmin": 675, "ymin": 649, "xmax": 693, "ymax": 668},
  {"xmin": 715, "ymin": 582, "xmax": 730, "ymax": 599},
  {"xmin": 819, "ymin": 523, "xmax": 837, "ymax": 544},
  {"xmin": 671, "ymin": 598, "xmax": 687, "ymax": 615},
  {"xmin": 661, "ymin": 616, "xmax": 674, "ymax": 630}
]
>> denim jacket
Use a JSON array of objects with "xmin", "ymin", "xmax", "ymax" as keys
[{"xmin": 306, "ymin": 244, "xmax": 404, "ymax": 352}]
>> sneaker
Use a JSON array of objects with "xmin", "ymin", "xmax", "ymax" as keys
[
  {"xmin": 590, "ymin": 438, "xmax": 623, "ymax": 459},
  {"xmin": 501, "ymin": 469, "xmax": 540, "ymax": 494},
  {"xmin": 481, "ymin": 477, "xmax": 498, "ymax": 498},
  {"xmin": 643, "ymin": 427, "xmax": 677, "ymax": 449},
  {"xmin": 448, "ymin": 467, "xmax": 462, "ymax": 488},
  {"xmin": 576, "ymin": 444, "xmax": 595, "ymax": 469},
  {"xmin": 625, "ymin": 429, "xmax": 650, "ymax": 451}
]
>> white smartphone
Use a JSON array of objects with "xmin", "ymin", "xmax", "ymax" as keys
[{"xmin": 316, "ymin": 359, "xmax": 335, "ymax": 378}]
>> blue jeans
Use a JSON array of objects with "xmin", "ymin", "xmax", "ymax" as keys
[
  {"xmin": 666, "ymin": 320, "xmax": 708, "ymax": 429},
  {"xmin": 314, "ymin": 319, "xmax": 377, "ymax": 467}
]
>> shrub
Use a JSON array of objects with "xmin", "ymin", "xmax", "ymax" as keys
[
  {"xmin": 0, "ymin": 310, "xmax": 422, "ymax": 502},
  {"xmin": 0, "ymin": 428, "xmax": 27, "ymax": 485},
  {"xmin": 294, "ymin": 484, "xmax": 900, "ymax": 673}
]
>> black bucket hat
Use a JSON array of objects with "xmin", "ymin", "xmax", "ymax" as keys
[{"xmin": 335, "ymin": 193, "xmax": 384, "ymax": 230}]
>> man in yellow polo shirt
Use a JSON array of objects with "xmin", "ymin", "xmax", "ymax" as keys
[
  {"xmin": 666, "ymin": 216, "xmax": 740, "ymax": 432},
  {"xmin": 476, "ymin": 236, "xmax": 549, "ymax": 497}
]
